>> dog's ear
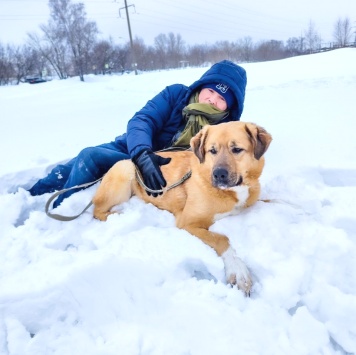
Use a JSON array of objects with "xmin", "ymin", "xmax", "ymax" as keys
[
  {"xmin": 190, "ymin": 126, "xmax": 209, "ymax": 163},
  {"xmin": 245, "ymin": 124, "xmax": 272, "ymax": 160}
]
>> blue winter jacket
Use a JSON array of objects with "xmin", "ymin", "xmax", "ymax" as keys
[{"xmin": 115, "ymin": 60, "xmax": 247, "ymax": 159}]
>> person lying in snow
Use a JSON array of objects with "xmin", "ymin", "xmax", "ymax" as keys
[{"xmin": 28, "ymin": 60, "xmax": 247, "ymax": 208}]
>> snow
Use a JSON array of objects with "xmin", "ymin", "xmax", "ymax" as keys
[{"xmin": 1, "ymin": 48, "xmax": 356, "ymax": 354}]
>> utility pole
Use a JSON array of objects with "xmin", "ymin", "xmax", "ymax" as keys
[{"xmin": 119, "ymin": 0, "xmax": 137, "ymax": 75}]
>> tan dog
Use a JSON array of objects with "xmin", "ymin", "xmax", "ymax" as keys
[{"xmin": 93, "ymin": 122, "xmax": 272, "ymax": 295}]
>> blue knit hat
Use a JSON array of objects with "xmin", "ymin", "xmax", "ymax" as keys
[{"xmin": 201, "ymin": 83, "xmax": 235, "ymax": 109}]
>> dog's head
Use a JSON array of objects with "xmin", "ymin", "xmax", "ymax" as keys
[{"xmin": 190, "ymin": 122, "xmax": 272, "ymax": 189}]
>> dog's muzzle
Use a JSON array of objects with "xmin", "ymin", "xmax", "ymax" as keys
[{"xmin": 212, "ymin": 167, "xmax": 242, "ymax": 189}]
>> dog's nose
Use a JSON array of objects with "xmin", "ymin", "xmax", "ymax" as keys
[{"xmin": 213, "ymin": 167, "xmax": 229, "ymax": 185}]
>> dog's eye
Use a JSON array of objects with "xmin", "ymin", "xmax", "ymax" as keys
[
  {"xmin": 209, "ymin": 147, "xmax": 217, "ymax": 155},
  {"xmin": 232, "ymin": 147, "xmax": 243, "ymax": 154}
]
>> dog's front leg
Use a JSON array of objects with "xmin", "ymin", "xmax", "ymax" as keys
[
  {"xmin": 182, "ymin": 225, "xmax": 252, "ymax": 296},
  {"xmin": 221, "ymin": 245, "xmax": 252, "ymax": 296}
]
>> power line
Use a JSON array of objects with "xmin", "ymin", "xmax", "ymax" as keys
[{"xmin": 0, "ymin": 0, "xmax": 349, "ymax": 45}]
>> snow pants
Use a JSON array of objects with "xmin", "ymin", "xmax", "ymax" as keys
[{"xmin": 28, "ymin": 141, "xmax": 130, "ymax": 208}]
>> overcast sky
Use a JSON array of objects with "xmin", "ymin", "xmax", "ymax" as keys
[{"xmin": 0, "ymin": 0, "xmax": 355, "ymax": 47}]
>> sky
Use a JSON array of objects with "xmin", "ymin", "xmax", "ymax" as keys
[
  {"xmin": 0, "ymin": 0, "xmax": 355, "ymax": 47},
  {"xmin": 0, "ymin": 48, "xmax": 356, "ymax": 354}
]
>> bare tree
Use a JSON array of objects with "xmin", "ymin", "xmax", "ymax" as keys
[
  {"xmin": 166, "ymin": 32, "xmax": 185, "ymax": 68},
  {"xmin": 333, "ymin": 17, "xmax": 353, "ymax": 47},
  {"xmin": 304, "ymin": 20, "xmax": 321, "ymax": 53},
  {"xmin": 28, "ymin": 29, "xmax": 69, "ymax": 80},
  {"xmin": 254, "ymin": 40, "xmax": 285, "ymax": 61},
  {"xmin": 186, "ymin": 44, "xmax": 209, "ymax": 66},
  {"xmin": 48, "ymin": 0, "xmax": 98, "ymax": 81},
  {"xmin": 237, "ymin": 37, "xmax": 254, "ymax": 62},
  {"xmin": 91, "ymin": 39, "xmax": 115, "ymax": 74},
  {"xmin": 210, "ymin": 41, "xmax": 236, "ymax": 62},
  {"xmin": 8, "ymin": 45, "xmax": 39, "ymax": 84},
  {"xmin": 285, "ymin": 37, "xmax": 303, "ymax": 56},
  {"xmin": 154, "ymin": 34, "xmax": 169, "ymax": 69},
  {"xmin": 0, "ymin": 43, "xmax": 13, "ymax": 85},
  {"xmin": 132, "ymin": 37, "xmax": 152, "ymax": 71},
  {"xmin": 112, "ymin": 43, "xmax": 130, "ymax": 72}
]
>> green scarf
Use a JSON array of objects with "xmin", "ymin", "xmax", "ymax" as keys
[{"xmin": 172, "ymin": 93, "xmax": 229, "ymax": 147}]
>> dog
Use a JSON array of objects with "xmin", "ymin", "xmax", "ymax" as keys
[{"xmin": 92, "ymin": 121, "xmax": 272, "ymax": 295}]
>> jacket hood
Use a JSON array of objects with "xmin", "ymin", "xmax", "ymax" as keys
[{"xmin": 189, "ymin": 60, "xmax": 247, "ymax": 119}]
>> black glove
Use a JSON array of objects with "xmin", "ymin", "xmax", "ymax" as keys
[{"xmin": 133, "ymin": 150, "xmax": 171, "ymax": 197}]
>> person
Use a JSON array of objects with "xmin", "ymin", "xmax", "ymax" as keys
[{"xmin": 28, "ymin": 60, "xmax": 247, "ymax": 207}]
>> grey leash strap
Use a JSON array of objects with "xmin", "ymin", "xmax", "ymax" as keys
[
  {"xmin": 45, "ymin": 178, "xmax": 102, "ymax": 221},
  {"xmin": 45, "ymin": 148, "xmax": 192, "ymax": 221},
  {"xmin": 138, "ymin": 146, "xmax": 192, "ymax": 193},
  {"xmin": 135, "ymin": 167, "xmax": 192, "ymax": 194}
]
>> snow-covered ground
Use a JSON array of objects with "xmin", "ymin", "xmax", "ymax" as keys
[{"xmin": 1, "ymin": 48, "xmax": 356, "ymax": 355}]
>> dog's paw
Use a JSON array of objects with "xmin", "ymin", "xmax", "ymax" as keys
[{"xmin": 222, "ymin": 246, "xmax": 252, "ymax": 296}]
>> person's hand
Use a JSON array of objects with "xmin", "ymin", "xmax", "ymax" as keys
[{"xmin": 133, "ymin": 150, "xmax": 171, "ymax": 197}]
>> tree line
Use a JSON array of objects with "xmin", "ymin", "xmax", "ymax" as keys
[{"xmin": 0, "ymin": 0, "xmax": 355, "ymax": 85}]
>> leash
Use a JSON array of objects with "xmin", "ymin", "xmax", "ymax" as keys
[
  {"xmin": 45, "ymin": 178, "xmax": 102, "ymax": 221},
  {"xmin": 135, "ymin": 167, "xmax": 192, "ymax": 194},
  {"xmin": 134, "ymin": 146, "xmax": 192, "ymax": 193},
  {"xmin": 46, "ymin": 168, "xmax": 299, "ymax": 222},
  {"xmin": 45, "ymin": 162, "xmax": 192, "ymax": 221},
  {"xmin": 259, "ymin": 198, "xmax": 304, "ymax": 210}
]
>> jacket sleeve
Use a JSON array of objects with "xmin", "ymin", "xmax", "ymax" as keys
[{"xmin": 126, "ymin": 84, "xmax": 186, "ymax": 159}]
